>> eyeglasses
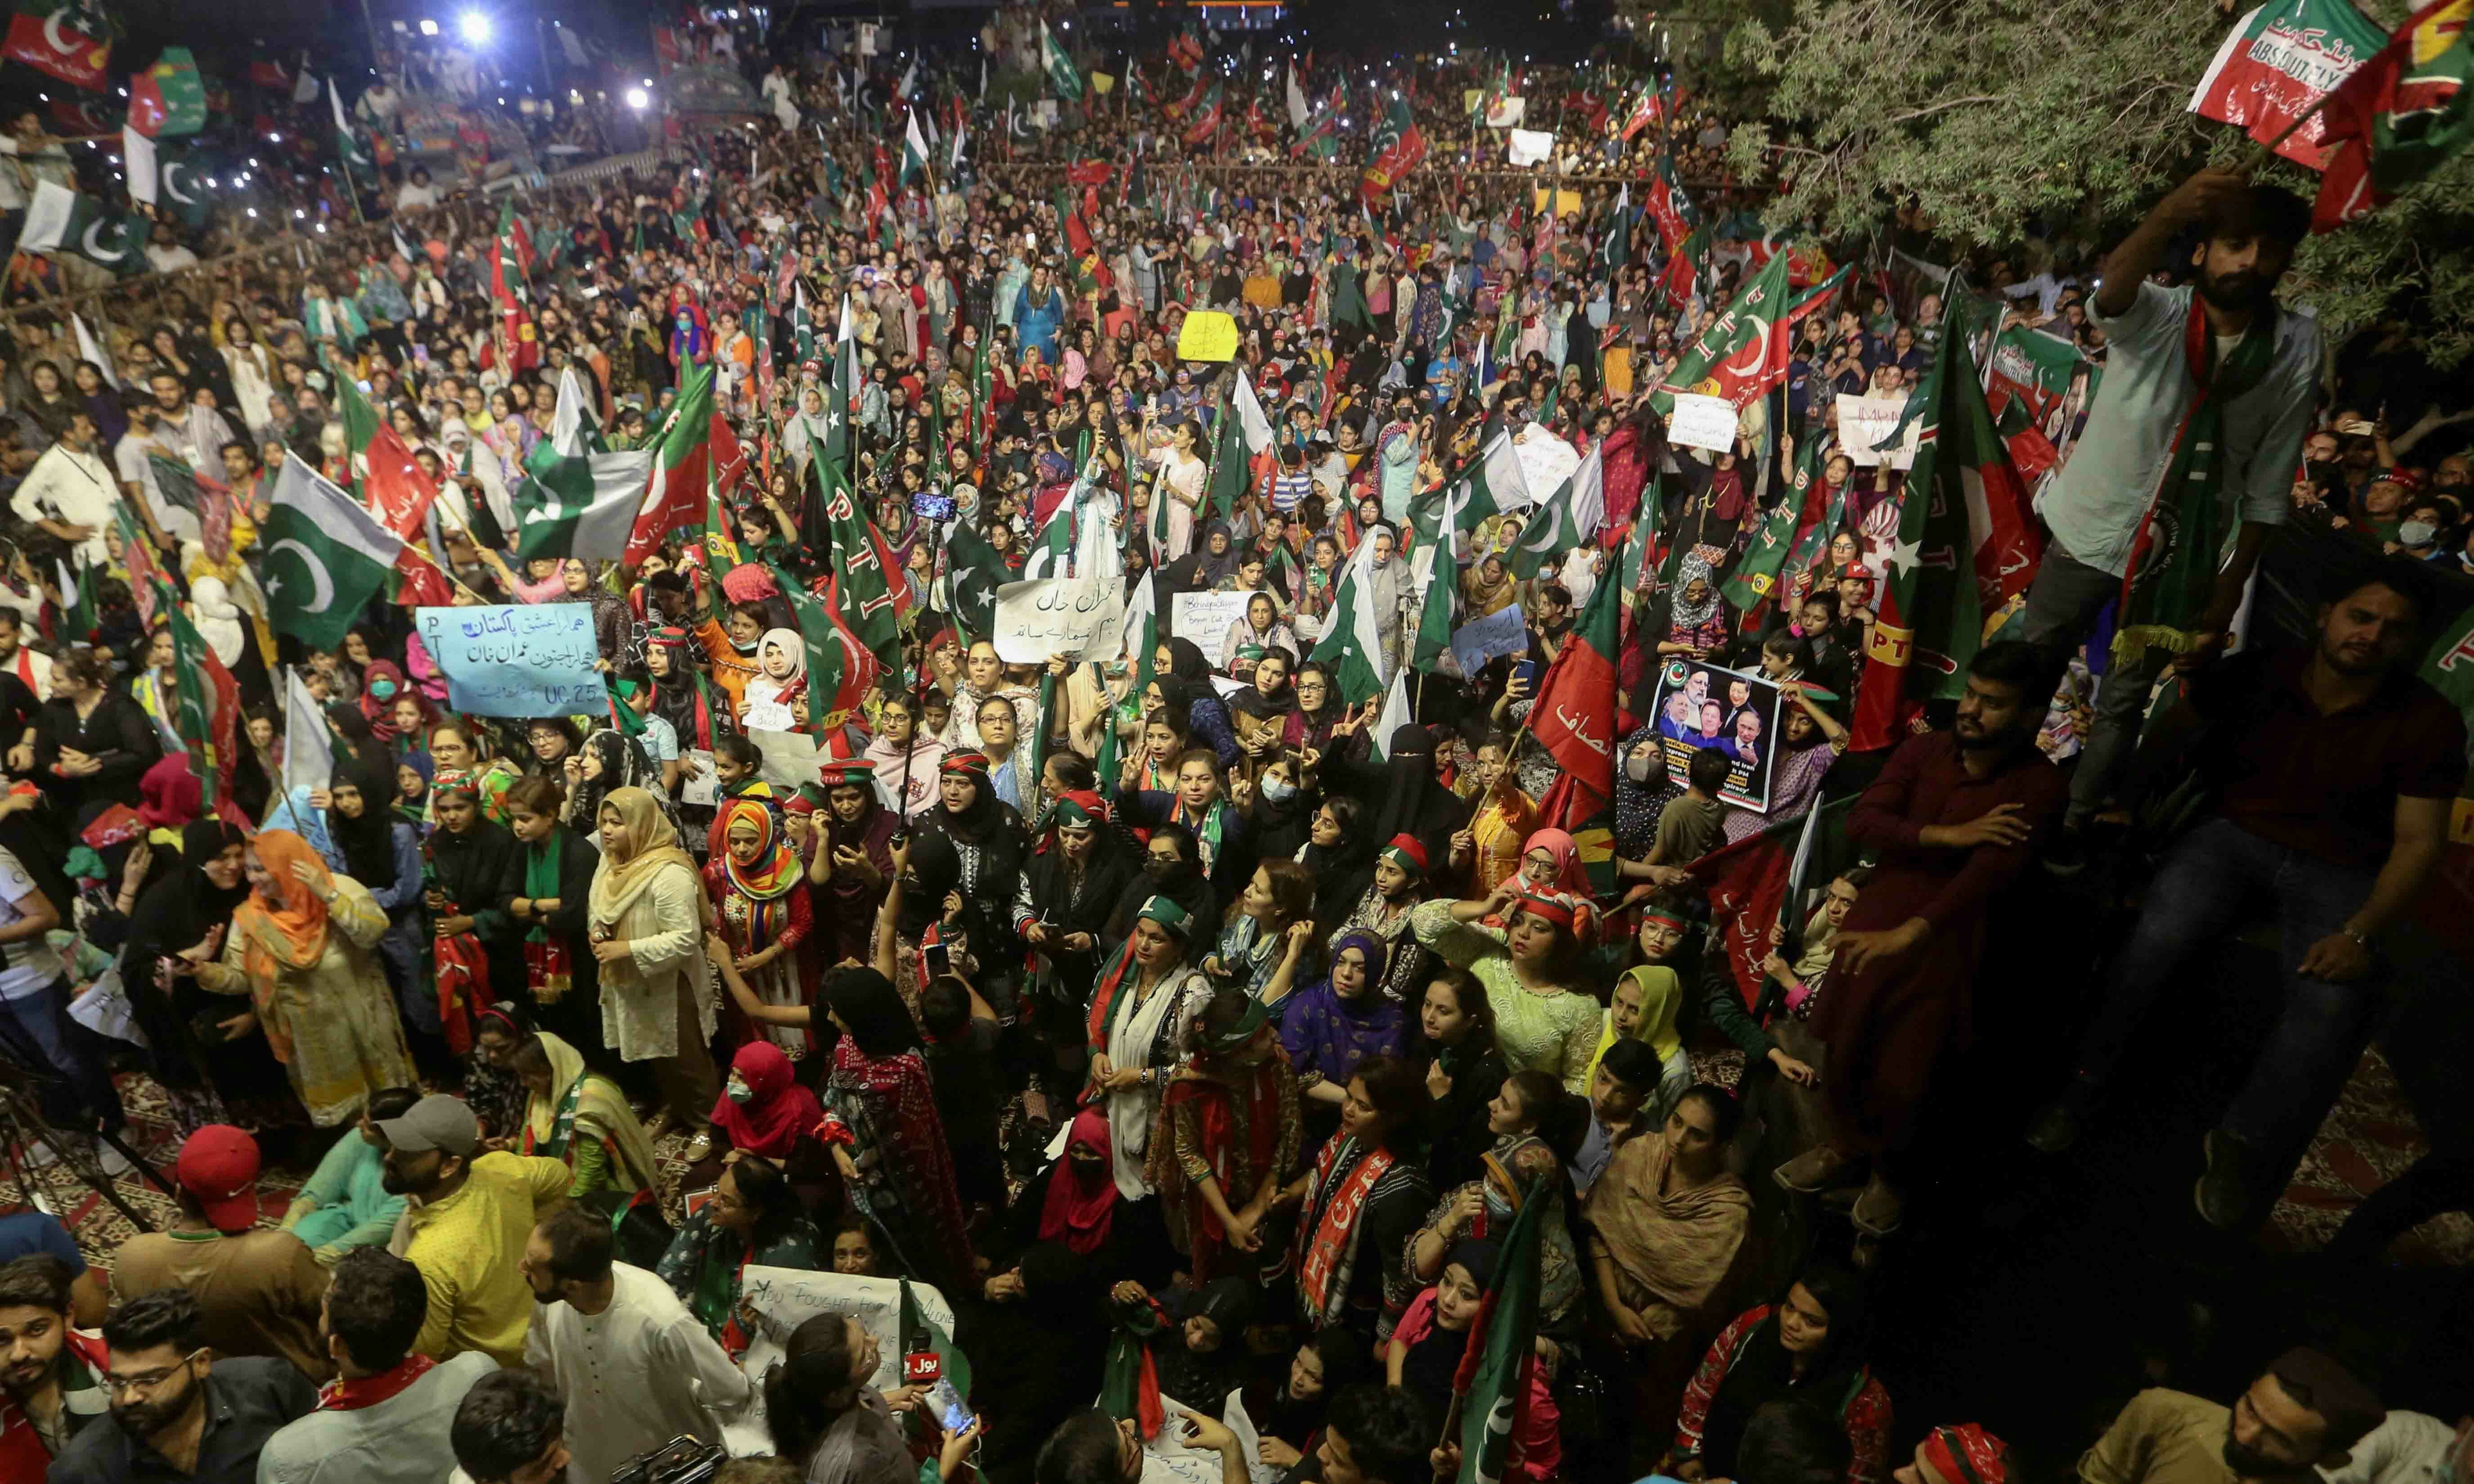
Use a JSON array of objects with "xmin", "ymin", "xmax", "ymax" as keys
[{"xmin": 102, "ymin": 1350, "xmax": 203, "ymax": 1395}]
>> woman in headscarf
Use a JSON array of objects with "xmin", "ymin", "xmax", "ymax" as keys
[
  {"xmin": 741, "ymin": 627, "xmax": 807, "ymax": 725},
  {"xmin": 817, "ymin": 965, "xmax": 976, "ymax": 1290},
  {"xmin": 917, "ymin": 751, "xmax": 1028, "ymax": 963},
  {"xmin": 1457, "ymin": 733, "xmax": 1539, "ymax": 898},
  {"xmin": 1085, "ymin": 894, "xmax": 1212, "ymax": 1202},
  {"xmin": 1659, "ymin": 554, "xmax": 1733, "ymax": 661},
  {"xmin": 393, "ymin": 749, "xmax": 433, "ymax": 827},
  {"xmin": 1672, "ymin": 1258, "xmax": 1891, "ymax": 1484},
  {"xmin": 1219, "ymin": 592, "xmax": 1300, "ymax": 673},
  {"xmin": 1145, "ymin": 1277, "xmax": 1262, "ymax": 1407},
  {"xmin": 1408, "ymin": 1068, "xmax": 1587, "ymax": 1336},
  {"xmin": 1223, "ymin": 646, "xmax": 1302, "ymax": 786},
  {"xmin": 1152, "ymin": 672, "xmax": 1242, "ymax": 772},
  {"xmin": 1317, "ymin": 723, "xmax": 1471, "ymax": 877},
  {"xmin": 1612, "ymin": 721, "xmax": 1672, "ymax": 862},
  {"xmin": 1409, "ymin": 879, "xmax": 1601, "ymax": 1094},
  {"xmin": 1152, "ymin": 985, "xmax": 1304, "ymax": 1283},
  {"xmin": 645, "ymin": 626, "xmax": 727, "ymax": 753},
  {"xmin": 1281, "ymin": 1053, "xmax": 1434, "ymax": 1341},
  {"xmin": 1410, "ymin": 968, "xmax": 1509, "ymax": 1193},
  {"xmin": 1583, "ymin": 1084, "xmax": 1755, "ymax": 1417},
  {"xmin": 655, "ymin": 1149, "xmax": 823, "ymax": 1353},
  {"xmin": 121, "ymin": 819, "xmax": 274, "ymax": 1134},
  {"xmin": 1257, "ymin": 1328, "xmax": 1376, "ymax": 1471},
  {"xmin": 1460, "ymin": 551, "xmax": 1518, "ymax": 620},
  {"xmin": 185, "ymin": 829, "xmax": 418, "ymax": 1127},
  {"xmin": 1008, "ymin": 1107, "xmax": 1134, "ymax": 1267},
  {"xmin": 1720, "ymin": 690, "xmax": 1847, "ymax": 845},
  {"xmin": 587, "ymin": 785, "xmax": 720, "ymax": 1142},
  {"xmin": 1388, "ymin": 1238, "xmax": 1562, "ymax": 1481},
  {"xmin": 425, "ymin": 720, "xmax": 522, "ymax": 831},
  {"xmin": 1013, "ymin": 790, "xmax": 1141, "ymax": 1105},
  {"xmin": 1515, "ymin": 827, "xmax": 1593, "ymax": 898},
  {"xmin": 323, "ymin": 755, "xmax": 432, "ymax": 1066},
  {"xmin": 709, "ymin": 1040, "xmax": 826, "ymax": 1163},
  {"xmin": 1164, "ymin": 520, "xmax": 1241, "ymax": 595},
  {"xmin": 359, "ymin": 660, "xmax": 416, "ymax": 744},
  {"xmin": 484, "ymin": 774, "xmax": 608, "ymax": 1070},
  {"xmin": 705, "ymin": 796, "xmax": 815, "ymax": 1074},
  {"xmin": 506, "ymin": 1028, "xmax": 669, "ymax": 1262},
  {"xmin": 807, "ymin": 760, "xmax": 900, "ymax": 965},
  {"xmin": 1279, "ymin": 930, "xmax": 1409, "ymax": 1114}
]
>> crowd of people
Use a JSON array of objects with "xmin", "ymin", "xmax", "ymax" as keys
[{"xmin": 0, "ymin": 13, "xmax": 2468, "ymax": 1484}]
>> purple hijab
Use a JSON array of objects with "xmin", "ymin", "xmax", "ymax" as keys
[{"xmin": 1277, "ymin": 930, "xmax": 1407, "ymax": 1087}]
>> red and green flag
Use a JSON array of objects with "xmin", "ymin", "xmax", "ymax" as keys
[
  {"xmin": 1848, "ymin": 298, "xmax": 2037, "ymax": 749},
  {"xmin": 2310, "ymin": 0, "xmax": 2473, "ymax": 230},
  {"xmin": 1721, "ymin": 427, "xmax": 1824, "ymax": 625},
  {"xmin": 490, "ymin": 199, "xmax": 540, "ymax": 372},
  {"xmin": 160, "ymin": 586, "xmax": 241, "ymax": 810},
  {"xmin": 624, "ymin": 362, "xmax": 715, "ymax": 565},
  {"xmin": 769, "ymin": 562, "xmax": 883, "ymax": 728},
  {"xmin": 128, "ymin": 45, "xmax": 205, "ymax": 136},
  {"xmin": 1359, "ymin": 94, "xmax": 1427, "ymax": 203},
  {"xmin": 1529, "ymin": 538, "xmax": 1627, "ymax": 833},
  {"xmin": 1451, "ymin": 1153, "xmax": 1551, "ymax": 1484},
  {"xmin": 1649, "ymin": 255, "xmax": 1849, "ymax": 416},
  {"xmin": 4, "ymin": 0, "xmax": 111, "ymax": 90},
  {"xmin": 1692, "ymin": 794, "xmax": 1859, "ymax": 1012}
]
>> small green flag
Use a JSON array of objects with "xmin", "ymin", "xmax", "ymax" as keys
[{"xmin": 128, "ymin": 45, "xmax": 206, "ymax": 137}]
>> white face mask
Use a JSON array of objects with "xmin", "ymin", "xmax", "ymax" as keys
[
  {"xmin": 2398, "ymin": 519, "xmax": 2435, "ymax": 547},
  {"xmin": 724, "ymin": 1077, "xmax": 752, "ymax": 1104}
]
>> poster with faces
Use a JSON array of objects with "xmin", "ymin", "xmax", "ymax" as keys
[{"xmin": 1643, "ymin": 659, "xmax": 1783, "ymax": 812}]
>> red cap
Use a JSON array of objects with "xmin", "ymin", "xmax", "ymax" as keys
[
  {"xmin": 176, "ymin": 1125, "xmax": 262, "ymax": 1234},
  {"xmin": 1842, "ymin": 564, "xmax": 1873, "ymax": 581}
]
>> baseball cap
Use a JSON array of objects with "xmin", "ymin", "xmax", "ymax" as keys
[
  {"xmin": 377, "ymin": 1094, "xmax": 480, "ymax": 1158},
  {"xmin": 176, "ymin": 1125, "xmax": 262, "ymax": 1234}
]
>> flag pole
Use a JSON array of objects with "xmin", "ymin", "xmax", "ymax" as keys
[{"xmin": 2245, "ymin": 93, "xmax": 2334, "ymax": 172}]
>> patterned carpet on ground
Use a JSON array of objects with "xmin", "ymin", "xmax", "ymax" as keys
[{"xmin": 20, "ymin": 1042, "xmax": 2470, "ymax": 1283}]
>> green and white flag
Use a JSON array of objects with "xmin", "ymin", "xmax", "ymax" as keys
[
  {"xmin": 1506, "ymin": 444, "xmax": 1601, "ymax": 581},
  {"xmin": 514, "ymin": 448, "xmax": 656, "ymax": 562},
  {"xmin": 1307, "ymin": 534, "xmax": 1393, "ymax": 706},
  {"xmin": 1041, "ymin": 21, "xmax": 1084, "ymax": 102},
  {"xmin": 1411, "ymin": 428, "xmax": 1529, "ymax": 550},
  {"xmin": 1368, "ymin": 667, "xmax": 1412, "ymax": 760},
  {"xmin": 19, "ymin": 179, "xmax": 146, "ymax": 276},
  {"xmin": 901, "ymin": 110, "xmax": 932, "ymax": 188},
  {"xmin": 1412, "ymin": 497, "xmax": 1458, "ymax": 670},
  {"xmin": 331, "ymin": 78, "xmax": 373, "ymax": 187},
  {"xmin": 72, "ymin": 311, "xmax": 116, "ymax": 389},
  {"xmin": 946, "ymin": 520, "xmax": 1006, "ymax": 641},
  {"xmin": 540, "ymin": 365, "xmax": 607, "ymax": 464},
  {"xmin": 262, "ymin": 453, "xmax": 403, "ymax": 649},
  {"xmin": 792, "ymin": 282, "xmax": 818, "ymax": 367},
  {"xmin": 1230, "ymin": 371, "xmax": 1275, "ymax": 454}
]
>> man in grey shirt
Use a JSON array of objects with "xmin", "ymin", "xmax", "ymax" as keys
[
  {"xmin": 255, "ymin": 1250, "xmax": 493, "ymax": 1484},
  {"xmin": 2017, "ymin": 167, "xmax": 2320, "ymax": 858}
]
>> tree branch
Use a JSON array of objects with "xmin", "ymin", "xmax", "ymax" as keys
[{"xmin": 1882, "ymin": 94, "xmax": 2005, "ymax": 128}]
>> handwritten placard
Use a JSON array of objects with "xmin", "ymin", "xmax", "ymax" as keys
[
  {"xmin": 1449, "ymin": 602, "xmax": 1529, "ymax": 678},
  {"xmin": 414, "ymin": 604, "xmax": 609, "ymax": 718},
  {"xmin": 1170, "ymin": 590, "xmax": 1266, "ymax": 651},
  {"xmin": 994, "ymin": 576, "xmax": 1127, "ymax": 663},
  {"xmin": 1666, "ymin": 393, "xmax": 1740, "ymax": 453},
  {"xmin": 717, "ymin": 1268, "xmax": 958, "ymax": 1454},
  {"xmin": 749, "ymin": 728, "xmax": 826, "ymax": 789},
  {"xmin": 1836, "ymin": 393, "xmax": 1921, "ymax": 469}
]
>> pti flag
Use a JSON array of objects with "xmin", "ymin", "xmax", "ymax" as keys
[
  {"xmin": 2311, "ymin": 0, "xmax": 2474, "ymax": 230},
  {"xmin": 4, "ymin": 0, "xmax": 109, "ymax": 89},
  {"xmin": 1528, "ymin": 540, "xmax": 1625, "ymax": 832},
  {"xmin": 1359, "ymin": 95, "xmax": 1427, "ymax": 203},
  {"xmin": 1649, "ymin": 254, "xmax": 1848, "ymax": 416},
  {"xmin": 1451, "ymin": 1158, "xmax": 1551, "ymax": 1484},
  {"xmin": 128, "ymin": 45, "xmax": 206, "ymax": 136},
  {"xmin": 2190, "ymin": 0, "xmax": 2392, "ymax": 165},
  {"xmin": 1848, "ymin": 299, "xmax": 2037, "ymax": 749}
]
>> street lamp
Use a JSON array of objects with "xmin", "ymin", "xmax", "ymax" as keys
[
  {"xmin": 458, "ymin": 10, "xmax": 490, "ymax": 43},
  {"xmin": 623, "ymin": 86, "xmax": 650, "ymax": 110}
]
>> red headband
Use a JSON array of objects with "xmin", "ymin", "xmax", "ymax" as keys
[
  {"xmin": 1923, "ymin": 1426, "xmax": 2008, "ymax": 1484},
  {"xmin": 1512, "ymin": 892, "xmax": 1578, "ymax": 931}
]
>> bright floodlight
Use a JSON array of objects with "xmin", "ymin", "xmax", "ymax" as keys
[
  {"xmin": 458, "ymin": 10, "xmax": 490, "ymax": 43},
  {"xmin": 623, "ymin": 86, "xmax": 650, "ymax": 110}
]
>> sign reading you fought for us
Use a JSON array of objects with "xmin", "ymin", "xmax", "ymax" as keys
[{"xmin": 415, "ymin": 604, "xmax": 610, "ymax": 718}]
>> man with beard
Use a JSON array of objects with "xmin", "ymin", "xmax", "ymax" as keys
[
  {"xmin": 253, "ymin": 1249, "xmax": 493, "ymax": 1484},
  {"xmin": 2080, "ymin": 1348, "xmax": 2382, "ymax": 1484},
  {"xmin": 0, "ymin": 1256, "xmax": 108, "ymax": 1469},
  {"xmin": 2017, "ymin": 169, "xmax": 2319, "ymax": 867},
  {"xmin": 1771, "ymin": 642, "xmax": 2063, "ymax": 1236},
  {"xmin": 47, "ymin": 1288, "xmax": 316, "ymax": 1484},
  {"xmin": 2026, "ymin": 570, "xmax": 2461, "ymax": 1227},
  {"xmin": 375, "ymin": 1095, "xmax": 574, "ymax": 1370},
  {"xmin": 516, "ymin": 1206, "xmax": 751, "ymax": 1484}
]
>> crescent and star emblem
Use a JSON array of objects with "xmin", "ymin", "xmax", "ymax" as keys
[{"xmin": 265, "ymin": 539, "xmax": 336, "ymax": 612}]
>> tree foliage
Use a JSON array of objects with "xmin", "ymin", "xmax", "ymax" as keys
[{"xmin": 1703, "ymin": 0, "xmax": 2474, "ymax": 364}]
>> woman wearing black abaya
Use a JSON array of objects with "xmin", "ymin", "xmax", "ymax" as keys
[
  {"xmin": 957, "ymin": 1242, "xmax": 1117, "ymax": 1484},
  {"xmin": 914, "ymin": 751, "xmax": 1028, "ymax": 970},
  {"xmin": 1103, "ymin": 819, "xmax": 1217, "ymax": 952},
  {"xmin": 1014, "ymin": 792, "xmax": 1141, "ymax": 1085},
  {"xmin": 424, "ymin": 779, "xmax": 524, "ymax": 1009},
  {"xmin": 123, "ymin": 819, "xmax": 283, "ymax": 1134},
  {"xmin": 1314, "ymin": 724, "xmax": 1471, "ymax": 882}
]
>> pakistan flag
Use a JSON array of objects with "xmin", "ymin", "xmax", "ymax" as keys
[
  {"xmin": 263, "ymin": 454, "xmax": 404, "ymax": 648},
  {"xmin": 19, "ymin": 179, "xmax": 146, "ymax": 276}
]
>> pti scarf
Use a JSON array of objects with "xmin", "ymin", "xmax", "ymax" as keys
[
  {"xmin": 1291, "ymin": 1131, "xmax": 1395, "ymax": 1329},
  {"xmin": 2113, "ymin": 303, "xmax": 2275, "ymax": 662}
]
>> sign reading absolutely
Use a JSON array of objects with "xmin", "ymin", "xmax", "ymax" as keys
[{"xmin": 415, "ymin": 604, "xmax": 608, "ymax": 717}]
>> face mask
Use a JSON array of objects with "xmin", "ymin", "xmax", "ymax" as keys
[
  {"xmin": 1143, "ymin": 856, "xmax": 1176, "ymax": 880},
  {"xmin": 369, "ymin": 678, "xmax": 397, "ymax": 700},
  {"xmin": 724, "ymin": 1077, "xmax": 752, "ymax": 1104},
  {"xmin": 2399, "ymin": 519, "xmax": 2435, "ymax": 546},
  {"xmin": 1625, "ymin": 752, "xmax": 1654, "ymax": 785},
  {"xmin": 1260, "ymin": 775, "xmax": 1297, "ymax": 804}
]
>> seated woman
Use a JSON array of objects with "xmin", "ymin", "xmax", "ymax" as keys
[
  {"xmin": 764, "ymin": 1312, "xmax": 980, "ymax": 1484},
  {"xmin": 656, "ymin": 1152, "xmax": 823, "ymax": 1354},
  {"xmin": 708, "ymin": 1040, "xmax": 826, "ymax": 1167},
  {"xmin": 1386, "ymin": 1240, "xmax": 1561, "ymax": 1481},
  {"xmin": 1105, "ymin": 1275, "xmax": 1262, "ymax": 1411},
  {"xmin": 277, "ymin": 1086, "xmax": 417, "ymax": 1264},
  {"xmin": 506, "ymin": 1030, "xmax": 670, "ymax": 1266},
  {"xmin": 1672, "ymin": 1258, "xmax": 1891, "ymax": 1484}
]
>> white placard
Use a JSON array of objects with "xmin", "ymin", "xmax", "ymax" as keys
[
  {"xmin": 722, "ymin": 1269, "xmax": 958, "ymax": 1456},
  {"xmin": 994, "ymin": 576, "xmax": 1126, "ymax": 663},
  {"xmin": 1506, "ymin": 128, "xmax": 1555, "ymax": 166},
  {"xmin": 1667, "ymin": 393, "xmax": 1740, "ymax": 453},
  {"xmin": 680, "ymin": 749, "xmax": 719, "ymax": 806},
  {"xmin": 742, "ymin": 698, "xmax": 796, "ymax": 733},
  {"xmin": 749, "ymin": 728, "xmax": 825, "ymax": 789},
  {"xmin": 1836, "ymin": 393, "xmax": 1921, "ymax": 469},
  {"xmin": 1513, "ymin": 425, "xmax": 1579, "ymax": 501},
  {"xmin": 1169, "ymin": 590, "xmax": 1266, "ymax": 650}
]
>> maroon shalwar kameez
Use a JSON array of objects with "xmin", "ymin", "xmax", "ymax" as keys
[{"xmin": 1813, "ymin": 731, "xmax": 2064, "ymax": 1170}]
